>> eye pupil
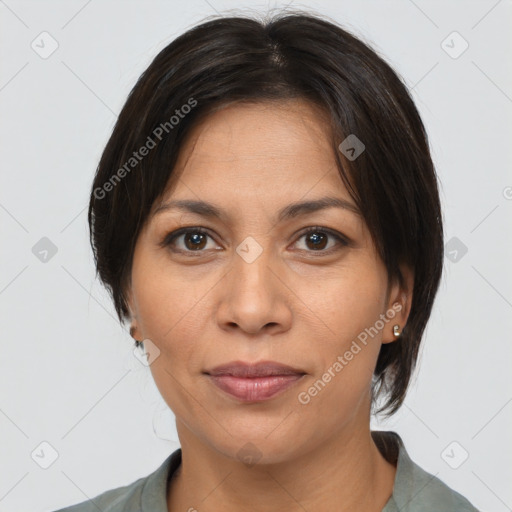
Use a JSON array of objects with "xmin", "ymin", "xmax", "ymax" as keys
[{"xmin": 306, "ymin": 232, "xmax": 328, "ymax": 250}]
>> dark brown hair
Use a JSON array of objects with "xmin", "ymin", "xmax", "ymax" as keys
[{"xmin": 88, "ymin": 10, "xmax": 444, "ymax": 417}]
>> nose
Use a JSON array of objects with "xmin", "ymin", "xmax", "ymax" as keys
[{"xmin": 215, "ymin": 243, "xmax": 293, "ymax": 336}]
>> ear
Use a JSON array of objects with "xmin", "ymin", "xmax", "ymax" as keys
[
  {"xmin": 382, "ymin": 264, "xmax": 414, "ymax": 344},
  {"xmin": 125, "ymin": 287, "xmax": 141, "ymax": 340}
]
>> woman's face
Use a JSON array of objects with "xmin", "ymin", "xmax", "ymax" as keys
[{"xmin": 128, "ymin": 99, "xmax": 410, "ymax": 464}]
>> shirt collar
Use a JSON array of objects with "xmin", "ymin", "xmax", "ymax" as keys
[
  {"xmin": 374, "ymin": 430, "xmax": 437, "ymax": 512},
  {"xmin": 140, "ymin": 447, "xmax": 182, "ymax": 512}
]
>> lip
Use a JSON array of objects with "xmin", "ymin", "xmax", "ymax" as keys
[{"xmin": 205, "ymin": 361, "xmax": 306, "ymax": 402}]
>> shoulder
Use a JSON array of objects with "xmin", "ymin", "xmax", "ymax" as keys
[
  {"xmin": 397, "ymin": 458, "xmax": 480, "ymax": 511},
  {"xmin": 51, "ymin": 449, "xmax": 181, "ymax": 512},
  {"xmin": 52, "ymin": 477, "xmax": 146, "ymax": 512},
  {"xmin": 374, "ymin": 431, "xmax": 480, "ymax": 512}
]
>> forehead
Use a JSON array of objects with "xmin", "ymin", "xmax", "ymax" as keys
[
  {"xmin": 160, "ymin": 99, "xmax": 351, "ymax": 206},
  {"xmin": 181, "ymin": 99, "xmax": 333, "ymax": 156}
]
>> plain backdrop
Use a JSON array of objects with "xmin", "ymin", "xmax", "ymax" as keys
[{"xmin": 1, "ymin": 1, "xmax": 511, "ymax": 511}]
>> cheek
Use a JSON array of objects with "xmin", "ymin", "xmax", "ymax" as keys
[
  {"xmin": 132, "ymin": 252, "xmax": 210, "ymax": 344},
  {"xmin": 130, "ymin": 261, "xmax": 207, "ymax": 406},
  {"xmin": 294, "ymin": 303, "xmax": 383, "ymax": 434},
  {"xmin": 295, "ymin": 259, "xmax": 387, "ymax": 350},
  {"xmin": 135, "ymin": 271, "xmax": 209, "ymax": 417},
  {"xmin": 291, "ymin": 260, "xmax": 386, "ymax": 405}
]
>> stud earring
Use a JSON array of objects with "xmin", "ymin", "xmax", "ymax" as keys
[
  {"xmin": 393, "ymin": 324, "xmax": 401, "ymax": 337},
  {"xmin": 130, "ymin": 325, "xmax": 143, "ymax": 348}
]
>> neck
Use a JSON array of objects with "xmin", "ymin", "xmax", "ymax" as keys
[{"xmin": 167, "ymin": 412, "xmax": 397, "ymax": 512}]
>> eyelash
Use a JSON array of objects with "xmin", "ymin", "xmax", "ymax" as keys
[{"xmin": 159, "ymin": 226, "xmax": 350, "ymax": 257}]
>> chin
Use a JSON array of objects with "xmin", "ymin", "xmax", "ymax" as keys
[{"xmin": 202, "ymin": 422, "xmax": 315, "ymax": 467}]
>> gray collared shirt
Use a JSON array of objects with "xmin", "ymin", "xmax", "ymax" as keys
[{"xmin": 53, "ymin": 430, "xmax": 479, "ymax": 511}]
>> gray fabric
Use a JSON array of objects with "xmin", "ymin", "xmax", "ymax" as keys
[
  {"xmin": 380, "ymin": 432, "xmax": 479, "ymax": 512},
  {"xmin": 53, "ymin": 431, "xmax": 479, "ymax": 511}
]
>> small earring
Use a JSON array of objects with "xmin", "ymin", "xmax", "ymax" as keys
[
  {"xmin": 393, "ymin": 324, "xmax": 401, "ymax": 337},
  {"xmin": 130, "ymin": 326, "xmax": 143, "ymax": 348}
]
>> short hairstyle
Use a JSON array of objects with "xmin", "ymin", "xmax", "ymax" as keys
[{"xmin": 88, "ymin": 11, "xmax": 444, "ymax": 417}]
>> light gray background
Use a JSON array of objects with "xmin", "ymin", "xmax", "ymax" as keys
[{"xmin": 1, "ymin": 1, "xmax": 511, "ymax": 511}]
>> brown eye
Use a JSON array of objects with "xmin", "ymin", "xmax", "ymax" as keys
[
  {"xmin": 294, "ymin": 227, "xmax": 349, "ymax": 254},
  {"xmin": 160, "ymin": 228, "xmax": 220, "ymax": 253},
  {"xmin": 182, "ymin": 231, "xmax": 208, "ymax": 250},
  {"xmin": 304, "ymin": 231, "xmax": 328, "ymax": 250}
]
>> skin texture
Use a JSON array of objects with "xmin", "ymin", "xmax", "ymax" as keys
[{"xmin": 127, "ymin": 99, "xmax": 413, "ymax": 511}]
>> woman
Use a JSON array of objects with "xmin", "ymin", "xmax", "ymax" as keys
[{"xmin": 56, "ymin": 10, "xmax": 479, "ymax": 512}]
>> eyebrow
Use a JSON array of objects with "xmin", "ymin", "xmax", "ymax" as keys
[{"xmin": 153, "ymin": 196, "xmax": 361, "ymax": 222}]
